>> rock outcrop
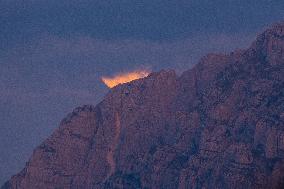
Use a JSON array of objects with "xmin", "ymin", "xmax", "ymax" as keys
[{"xmin": 2, "ymin": 23, "xmax": 284, "ymax": 189}]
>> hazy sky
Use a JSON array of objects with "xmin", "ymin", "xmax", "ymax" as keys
[{"xmin": 0, "ymin": 0, "xmax": 284, "ymax": 185}]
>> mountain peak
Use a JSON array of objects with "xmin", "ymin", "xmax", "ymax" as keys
[
  {"xmin": 3, "ymin": 22, "xmax": 284, "ymax": 189},
  {"xmin": 252, "ymin": 22, "xmax": 284, "ymax": 65}
]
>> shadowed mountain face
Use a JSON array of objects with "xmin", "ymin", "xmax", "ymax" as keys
[{"xmin": 2, "ymin": 23, "xmax": 284, "ymax": 189}]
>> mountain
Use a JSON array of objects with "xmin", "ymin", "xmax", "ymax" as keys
[{"xmin": 2, "ymin": 23, "xmax": 284, "ymax": 189}]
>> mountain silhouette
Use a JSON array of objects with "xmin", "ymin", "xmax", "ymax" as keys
[{"xmin": 2, "ymin": 22, "xmax": 284, "ymax": 189}]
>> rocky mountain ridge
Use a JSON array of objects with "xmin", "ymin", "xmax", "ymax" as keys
[{"xmin": 2, "ymin": 22, "xmax": 284, "ymax": 189}]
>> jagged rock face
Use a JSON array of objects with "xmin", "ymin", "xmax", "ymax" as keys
[{"xmin": 2, "ymin": 23, "xmax": 284, "ymax": 189}]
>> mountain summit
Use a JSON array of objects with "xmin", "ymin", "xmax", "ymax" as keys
[{"xmin": 2, "ymin": 23, "xmax": 284, "ymax": 189}]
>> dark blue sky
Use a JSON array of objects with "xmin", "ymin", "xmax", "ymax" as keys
[{"xmin": 0, "ymin": 0, "xmax": 284, "ymax": 185}]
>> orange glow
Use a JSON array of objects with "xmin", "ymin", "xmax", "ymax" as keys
[{"xmin": 102, "ymin": 70, "xmax": 150, "ymax": 88}]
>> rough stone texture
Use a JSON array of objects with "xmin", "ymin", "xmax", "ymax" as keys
[{"xmin": 2, "ymin": 23, "xmax": 284, "ymax": 189}]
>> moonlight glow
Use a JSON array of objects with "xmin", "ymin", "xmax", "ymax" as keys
[{"xmin": 102, "ymin": 70, "xmax": 150, "ymax": 88}]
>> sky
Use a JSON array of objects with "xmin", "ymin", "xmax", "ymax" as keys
[{"xmin": 0, "ymin": 0, "xmax": 284, "ymax": 185}]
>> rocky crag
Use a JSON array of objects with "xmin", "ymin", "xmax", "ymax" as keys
[{"xmin": 2, "ymin": 23, "xmax": 284, "ymax": 189}]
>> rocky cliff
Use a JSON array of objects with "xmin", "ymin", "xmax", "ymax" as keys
[{"xmin": 2, "ymin": 23, "xmax": 284, "ymax": 189}]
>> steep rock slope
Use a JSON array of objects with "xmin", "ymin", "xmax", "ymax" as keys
[{"xmin": 2, "ymin": 23, "xmax": 284, "ymax": 189}]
